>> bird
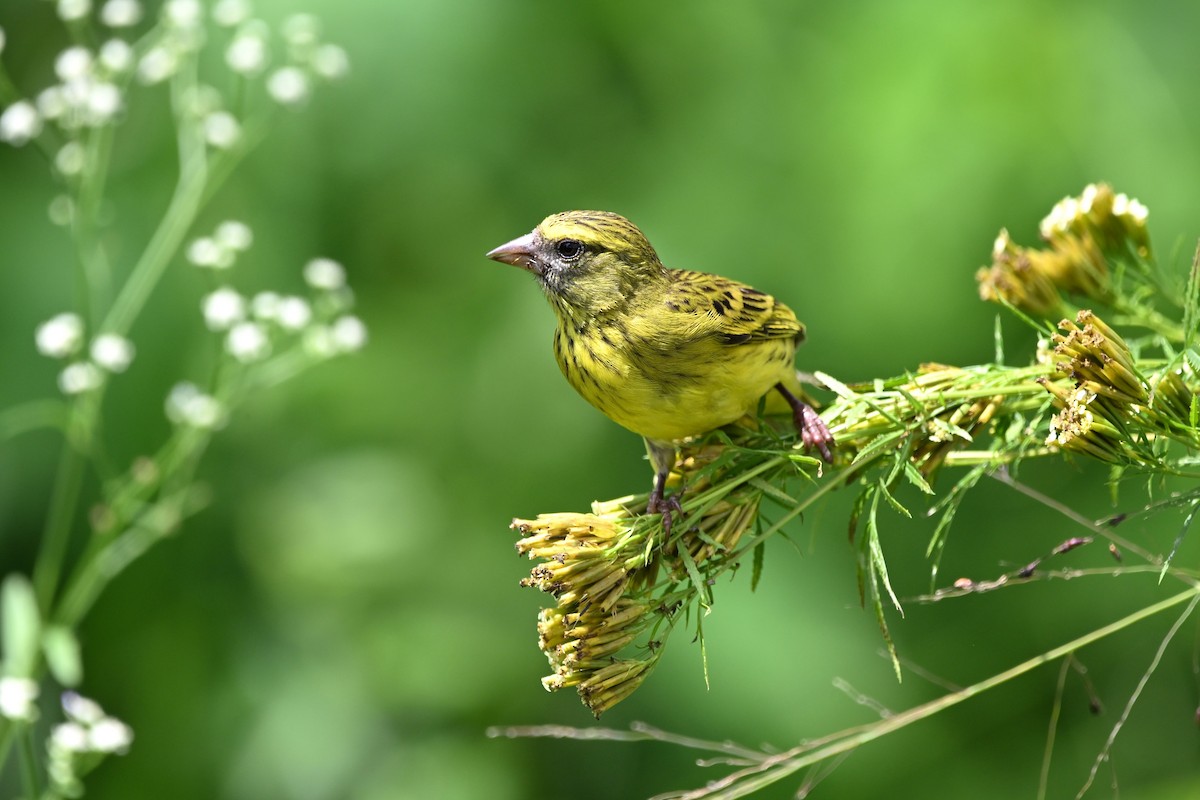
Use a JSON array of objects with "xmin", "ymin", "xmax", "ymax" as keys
[{"xmin": 487, "ymin": 211, "xmax": 832, "ymax": 532}]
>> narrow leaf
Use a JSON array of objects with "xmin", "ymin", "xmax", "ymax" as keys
[
  {"xmin": 750, "ymin": 542, "xmax": 765, "ymax": 592},
  {"xmin": 902, "ymin": 461, "xmax": 935, "ymax": 495},
  {"xmin": 1160, "ymin": 499, "xmax": 1200, "ymax": 583},
  {"xmin": 878, "ymin": 479, "xmax": 912, "ymax": 519}
]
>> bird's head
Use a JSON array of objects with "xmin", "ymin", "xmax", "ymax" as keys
[{"xmin": 487, "ymin": 211, "xmax": 667, "ymax": 321}]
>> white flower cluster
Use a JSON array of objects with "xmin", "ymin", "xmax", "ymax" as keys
[
  {"xmin": 165, "ymin": 382, "xmax": 224, "ymax": 429},
  {"xmin": 35, "ymin": 313, "xmax": 135, "ymax": 395},
  {"xmin": 1040, "ymin": 183, "xmax": 1149, "ymax": 240},
  {"xmin": 165, "ymin": 251, "xmax": 364, "ymax": 427},
  {"xmin": 215, "ymin": 8, "xmax": 350, "ymax": 106},
  {"xmin": 47, "ymin": 692, "xmax": 133, "ymax": 797},
  {"xmin": 195, "ymin": 255, "xmax": 367, "ymax": 367},
  {"xmin": 0, "ymin": 40, "xmax": 131, "ymax": 147},
  {"xmin": 187, "ymin": 219, "xmax": 254, "ymax": 268},
  {"xmin": 1, "ymin": 1, "xmax": 349, "ymax": 152}
]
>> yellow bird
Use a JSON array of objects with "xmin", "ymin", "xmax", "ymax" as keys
[{"xmin": 488, "ymin": 211, "xmax": 832, "ymax": 530}]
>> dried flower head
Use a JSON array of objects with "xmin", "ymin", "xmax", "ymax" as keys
[
  {"xmin": 975, "ymin": 230, "xmax": 1067, "ymax": 317},
  {"xmin": 978, "ymin": 184, "xmax": 1152, "ymax": 315}
]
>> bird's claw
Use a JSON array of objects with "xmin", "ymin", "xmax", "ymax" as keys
[
  {"xmin": 648, "ymin": 488, "xmax": 684, "ymax": 535},
  {"xmin": 797, "ymin": 404, "xmax": 834, "ymax": 463}
]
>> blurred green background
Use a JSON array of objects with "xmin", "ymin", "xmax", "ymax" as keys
[{"xmin": 2, "ymin": 1, "xmax": 1200, "ymax": 797}]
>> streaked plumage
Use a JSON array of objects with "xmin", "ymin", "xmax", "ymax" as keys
[{"xmin": 488, "ymin": 211, "xmax": 832, "ymax": 529}]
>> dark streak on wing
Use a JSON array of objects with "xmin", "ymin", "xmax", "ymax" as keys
[{"xmin": 662, "ymin": 269, "xmax": 805, "ymax": 347}]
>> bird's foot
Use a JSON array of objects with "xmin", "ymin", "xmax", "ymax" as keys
[
  {"xmin": 648, "ymin": 478, "xmax": 684, "ymax": 535},
  {"xmin": 796, "ymin": 403, "xmax": 834, "ymax": 463},
  {"xmin": 775, "ymin": 383, "xmax": 834, "ymax": 462}
]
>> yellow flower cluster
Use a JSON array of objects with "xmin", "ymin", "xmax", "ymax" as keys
[
  {"xmin": 1039, "ymin": 309, "xmax": 1195, "ymax": 463},
  {"xmin": 511, "ymin": 450, "xmax": 768, "ymax": 715},
  {"xmin": 511, "ymin": 507, "xmax": 658, "ymax": 716}
]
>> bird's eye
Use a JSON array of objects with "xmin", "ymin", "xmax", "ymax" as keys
[{"xmin": 556, "ymin": 239, "xmax": 584, "ymax": 260}]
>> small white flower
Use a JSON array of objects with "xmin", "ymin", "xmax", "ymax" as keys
[
  {"xmin": 202, "ymin": 287, "xmax": 246, "ymax": 330},
  {"xmin": 62, "ymin": 692, "xmax": 105, "ymax": 725},
  {"xmin": 88, "ymin": 717, "xmax": 133, "ymax": 753},
  {"xmin": 303, "ymin": 257, "xmax": 345, "ymax": 290},
  {"xmin": 166, "ymin": 382, "xmax": 223, "ymax": 428},
  {"xmin": 226, "ymin": 321, "xmax": 270, "ymax": 362},
  {"xmin": 36, "ymin": 87, "xmax": 67, "ymax": 120},
  {"xmin": 1126, "ymin": 198, "xmax": 1149, "ymax": 223},
  {"xmin": 85, "ymin": 82, "xmax": 122, "ymax": 124},
  {"xmin": 59, "ymin": 362, "xmax": 103, "ymax": 394},
  {"xmin": 99, "ymin": 39, "xmax": 134, "ymax": 74},
  {"xmin": 225, "ymin": 34, "xmax": 268, "ymax": 75},
  {"xmin": 281, "ymin": 13, "xmax": 320, "ymax": 46},
  {"xmin": 215, "ymin": 220, "xmax": 253, "ymax": 251},
  {"xmin": 311, "ymin": 44, "xmax": 349, "ymax": 80},
  {"xmin": 55, "ymin": 142, "xmax": 86, "ymax": 176},
  {"xmin": 0, "ymin": 677, "xmax": 39, "ymax": 721},
  {"xmin": 266, "ymin": 67, "xmax": 309, "ymax": 106},
  {"xmin": 100, "ymin": 0, "xmax": 142, "ymax": 27},
  {"xmin": 212, "ymin": 0, "xmax": 251, "ymax": 27},
  {"xmin": 163, "ymin": 0, "xmax": 203, "ymax": 28},
  {"xmin": 36, "ymin": 312, "xmax": 85, "ymax": 357},
  {"xmin": 57, "ymin": 0, "xmax": 92, "ymax": 22},
  {"xmin": 90, "ymin": 333, "xmax": 135, "ymax": 372},
  {"xmin": 51, "ymin": 722, "xmax": 89, "ymax": 753},
  {"xmin": 1080, "ymin": 183, "xmax": 1098, "ymax": 214},
  {"xmin": 251, "ymin": 291, "xmax": 280, "ymax": 320},
  {"xmin": 55, "ymin": 47, "xmax": 94, "ymax": 82},
  {"xmin": 331, "ymin": 315, "xmax": 367, "ymax": 352},
  {"xmin": 0, "ymin": 101, "xmax": 43, "ymax": 145},
  {"xmin": 276, "ymin": 296, "xmax": 312, "ymax": 330},
  {"xmin": 136, "ymin": 46, "xmax": 177, "ymax": 85},
  {"xmin": 186, "ymin": 236, "xmax": 227, "ymax": 268},
  {"xmin": 203, "ymin": 111, "xmax": 241, "ymax": 149}
]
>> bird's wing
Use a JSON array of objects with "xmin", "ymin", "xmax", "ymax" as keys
[{"xmin": 662, "ymin": 269, "xmax": 805, "ymax": 345}]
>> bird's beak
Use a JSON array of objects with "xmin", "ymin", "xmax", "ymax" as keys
[{"xmin": 486, "ymin": 231, "xmax": 541, "ymax": 274}]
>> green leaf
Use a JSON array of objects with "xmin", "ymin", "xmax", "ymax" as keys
[
  {"xmin": 42, "ymin": 626, "xmax": 83, "ymax": 687},
  {"xmin": 2, "ymin": 574, "xmax": 41, "ymax": 677},
  {"xmin": 750, "ymin": 541, "xmax": 765, "ymax": 592},
  {"xmin": 869, "ymin": 561, "xmax": 903, "ymax": 683},
  {"xmin": 748, "ymin": 477, "xmax": 799, "ymax": 508},
  {"xmin": 864, "ymin": 496, "xmax": 903, "ymax": 681},
  {"xmin": 1160, "ymin": 499, "xmax": 1200, "ymax": 583},
  {"xmin": 1182, "ymin": 243, "xmax": 1200, "ymax": 351},
  {"xmin": 878, "ymin": 479, "xmax": 912, "ymax": 519},
  {"xmin": 677, "ymin": 547, "xmax": 711, "ymax": 611},
  {"xmin": 902, "ymin": 461, "xmax": 935, "ymax": 495},
  {"xmin": 851, "ymin": 430, "xmax": 905, "ymax": 466},
  {"xmin": 868, "ymin": 513, "xmax": 904, "ymax": 615}
]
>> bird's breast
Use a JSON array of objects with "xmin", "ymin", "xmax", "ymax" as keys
[{"xmin": 552, "ymin": 322, "xmax": 796, "ymax": 442}]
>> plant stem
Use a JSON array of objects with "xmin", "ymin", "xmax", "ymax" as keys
[
  {"xmin": 17, "ymin": 723, "xmax": 42, "ymax": 799},
  {"xmin": 100, "ymin": 62, "xmax": 208, "ymax": 338},
  {"xmin": 31, "ymin": 416, "xmax": 88, "ymax": 613}
]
